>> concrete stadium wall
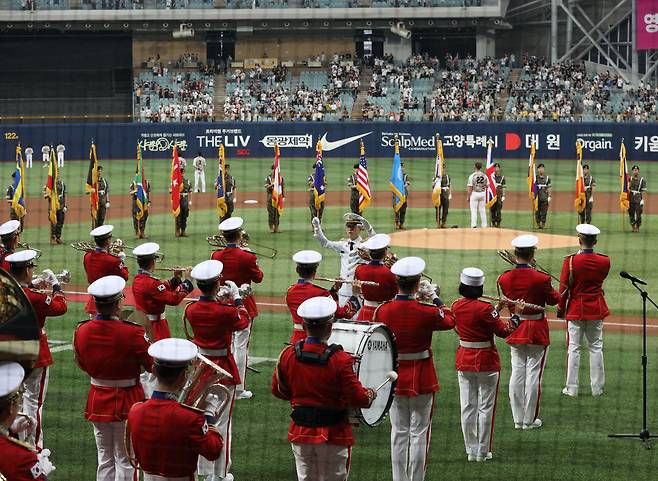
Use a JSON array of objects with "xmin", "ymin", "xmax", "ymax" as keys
[
  {"xmin": 132, "ymin": 32, "xmax": 208, "ymax": 68},
  {"xmin": 3, "ymin": 122, "xmax": 656, "ymax": 162},
  {"xmin": 235, "ymin": 33, "xmax": 355, "ymax": 62}
]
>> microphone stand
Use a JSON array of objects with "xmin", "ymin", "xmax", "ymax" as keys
[{"xmin": 608, "ymin": 278, "xmax": 658, "ymax": 449}]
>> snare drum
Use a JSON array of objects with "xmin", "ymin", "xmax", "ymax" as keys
[{"xmin": 328, "ymin": 321, "xmax": 397, "ymax": 427}]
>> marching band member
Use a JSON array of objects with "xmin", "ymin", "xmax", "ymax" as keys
[
  {"xmin": 559, "ymin": 224, "xmax": 610, "ymax": 397},
  {"xmin": 451, "ymin": 268, "xmax": 518, "ymax": 462},
  {"xmin": 353, "ymin": 234, "xmax": 397, "ymax": 321},
  {"xmin": 211, "ymin": 217, "xmax": 263, "ymax": 400},
  {"xmin": 272, "ymin": 296, "xmax": 377, "ymax": 481},
  {"xmin": 286, "ymin": 250, "xmax": 358, "ymax": 344},
  {"xmin": 6, "ymin": 249, "xmax": 68, "ymax": 449},
  {"xmin": 0, "ymin": 362, "xmax": 56, "ymax": 481},
  {"xmin": 497, "ymin": 235, "xmax": 559, "ymax": 429},
  {"xmin": 73, "ymin": 276, "xmax": 152, "ymax": 481},
  {"xmin": 373, "ymin": 257, "xmax": 455, "ymax": 481},
  {"xmin": 127, "ymin": 338, "xmax": 223, "ymax": 481},
  {"xmin": 132, "ymin": 242, "xmax": 194, "ymax": 342},
  {"xmin": 0, "ymin": 219, "xmax": 21, "ymax": 271},
  {"xmin": 186, "ymin": 259, "xmax": 251, "ymax": 481},
  {"xmin": 83, "ymin": 225, "xmax": 129, "ymax": 316},
  {"xmin": 312, "ymin": 213, "xmax": 375, "ymax": 306}
]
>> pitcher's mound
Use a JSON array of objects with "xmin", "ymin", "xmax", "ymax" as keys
[{"xmin": 388, "ymin": 227, "xmax": 579, "ymax": 251}]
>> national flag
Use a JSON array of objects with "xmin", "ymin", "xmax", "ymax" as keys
[
  {"xmin": 431, "ymin": 136, "xmax": 444, "ymax": 207},
  {"xmin": 527, "ymin": 142, "xmax": 539, "ymax": 212},
  {"xmin": 484, "ymin": 139, "xmax": 498, "ymax": 208},
  {"xmin": 85, "ymin": 142, "xmax": 100, "ymax": 223},
  {"xmin": 313, "ymin": 141, "xmax": 326, "ymax": 211},
  {"xmin": 272, "ymin": 144, "xmax": 285, "ymax": 215},
  {"xmin": 134, "ymin": 145, "xmax": 148, "ymax": 221},
  {"xmin": 619, "ymin": 140, "xmax": 630, "ymax": 211},
  {"xmin": 389, "ymin": 138, "xmax": 406, "ymax": 212},
  {"xmin": 574, "ymin": 141, "xmax": 586, "ymax": 214},
  {"xmin": 356, "ymin": 141, "xmax": 371, "ymax": 212},
  {"xmin": 11, "ymin": 145, "xmax": 26, "ymax": 219},
  {"xmin": 171, "ymin": 145, "xmax": 183, "ymax": 217},
  {"xmin": 45, "ymin": 147, "xmax": 59, "ymax": 225},
  {"xmin": 216, "ymin": 144, "xmax": 228, "ymax": 218}
]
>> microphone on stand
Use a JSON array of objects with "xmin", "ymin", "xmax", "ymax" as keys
[{"xmin": 620, "ymin": 271, "xmax": 647, "ymax": 286}]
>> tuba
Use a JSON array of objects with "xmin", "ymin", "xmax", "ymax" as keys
[
  {"xmin": 178, "ymin": 354, "xmax": 233, "ymax": 420},
  {"xmin": 207, "ymin": 232, "xmax": 277, "ymax": 259},
  {"xmin": 357, "ymin": 247, "xmax": 398, "ymax": 268}
]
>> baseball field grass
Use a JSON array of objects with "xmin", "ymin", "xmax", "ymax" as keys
[{"xmin": 4, "ymin": 155, "xmax": 658, "ymax": 480}]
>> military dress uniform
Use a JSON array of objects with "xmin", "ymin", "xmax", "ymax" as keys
[
  {"xmin": 394, "ymin": 173, "xmax": 410, "ymax": 229},
  {"xmin": 497, "ymin": 236, "xmax": 560, "ymax": 429},
  {"xmin": 176, "ymin": 176, "xmax": 192, "ymax": 237},
  {"xmin": 579, "ymin": 173, "xmax": 595, "ymax": 224},
  {"xmin": 348, "ymin": 172, "xmax": 360, "ymax": 215},
  {"xmin": 490, "ymin": 173, "xmax": 506, "ymax": 228},
  {"xmin": 373, "ymin": 259, "xmax": 455, "ymax": 481},
  {"xmin": 451, "ymin": 268, "xmax": 517, "ymax": 462},
  {"xmin": 535, "ymin": 174, "xmax": 551, "ymax": 228},
  {"xmin": 184, "ymin": 266, "xmax": 250, "ymax": 480},
  {"xmin": 272, "ymin": 298, "xmax": 375, "ymax": 481},
  {"xmin": 559, "ymin": 225, "xmax": 610, "ymax": 397},
  {"xmin": 0, "ymin": 219, "xmax": 20, "ymax": 272},
  {"xmin": 221, "ymin": 173, "xmax": 235, "ymax": 223},
  {"xmin": 127, "ymin": 339, "xmax": 223, "ymax": 481},
  {"xmin": 73, "ymin": 277, "xmax": 153, "ymax": 481},
  {"xmin": 436, "ymin": 174, "xmax": 451, "ymax": 228},
  {"xmin": 354, "ymin": 261, "xmax": 397, "ymax": 321},
  {"xmin": 264, "ymin": 173, "xmax": 283, "ymax": 232},
  {"xmin": 5, "ymin": 182, "xmax": 20, "ymax": 223},
  {"xmin": 96, "ymin": 176, "xmax": 110, "ymax": 227},
  {"xmin": 629, "ymin": 173, "xmax": 647, "ymax": 232},
  {"xmin": 130, "ymin": 179, "xmax": 151, "ymax": 238},
  {"xmin": 46, "ymin": 179, "xmax": 66, "ymax": 243}
]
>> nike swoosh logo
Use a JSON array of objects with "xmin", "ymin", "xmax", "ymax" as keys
[{"xmin": 320, "ymin": 132, "xmax": 372, "ymax": 151}]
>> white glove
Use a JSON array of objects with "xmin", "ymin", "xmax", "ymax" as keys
[
  {"xmin": 448, "ymin": 193, "xmax": 452, "ymax": 200},
  {"xmin": 502, "ymin": 196, "xmax": 505, "ymax": 202},
  {"xmin": 42, "ymin": 269, "xmax": 58, "ymax": 286},
  {"xmin": 641, "ymin": 199, "xmax": 645, "ymax": 206},
  {"xmin": 202, "ymin": 393, "xmax": 221, "ymax": 418},
  {"xmin": 63, "ymin": 206, "xmax": 68, "ymax": 213},
  {"xmin": 589, "ymin": 196, "xmax": 593, "ymax": 203},
  {"xmin": 547, "ymin": 196, "xmax": 552, "ymax": 203},
  {"xmin": 118, "ymin": 252, "xmax": 126, "ymax": 261},
  {"xmin": 418, "ymin": 279, "xmax": 439, "ymax": 300},
  {"xmin": 37, "ymin": 449, "xmax": 56, "ymax": 476},
  {"xmin": 189, "ymin": 200, "xmax": 193, "ymax": 206},
  {"xmin": 311, "ymin": 217, "xmax": 321, "ymax": 232},
  {"xmin": 105, "ymin": 202, "xmax": 110, "ymax": 208},
  {"xmin": 224, "ymin": 280, "xmax": 240, "ymax": 301},
  {"xmin": 10, "ymin": 413, "xmax": 35, "ymax": 434}
]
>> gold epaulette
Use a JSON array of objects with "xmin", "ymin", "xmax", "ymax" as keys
[{"xmin": 2, "ymin": 434, "xmax": 36, "ymax": 451}]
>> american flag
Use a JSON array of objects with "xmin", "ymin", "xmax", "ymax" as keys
[
  {"xmin": 484, "ymin": 139, "xmax": 497, "ymax": 208},
  {"xmin": 356, "ymin": 140, "xmax": 371, "ymax": 212}
]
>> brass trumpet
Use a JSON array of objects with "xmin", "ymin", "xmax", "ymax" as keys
[
  {"xmin": 496, "ymin": 249, "xmax": 559, "ymax": 283},
  {"xmin": 217, "ymin": 283, "xmax": 253, "ymax": 301},
  {"xmin": 480, "ymin": 294, "xmax": 546, "ymax": 312},
  {"xmin": 206, "ymin": 232, "xmax": 277, "ymax": 259},
  {"xmin": 31, "ymin": 269, "xmax": 71, "ymax": 289}
]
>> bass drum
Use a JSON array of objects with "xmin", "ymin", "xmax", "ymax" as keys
[{"xmin": 328, "ymin": 321, "xmax": 397, "ymax": 427}]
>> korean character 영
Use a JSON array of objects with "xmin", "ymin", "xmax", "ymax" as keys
[
  {"xmin": 648, "ymin": 135, "xmax": 658, "ymax": 152},
  {"xmin": 645, "ymin": 13, "xmax": 658, "ymax": 33},
  {"xmin": 546, "ymin": 134, "xmax": 561, "ymax": 151}
]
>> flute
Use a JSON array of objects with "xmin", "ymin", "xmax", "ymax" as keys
[
  {"xmin": 315, "ymin": 276, "xmax": 380, "ymax": 287},
  {"xmin": 480, "ymin": 295, "xmax": 546, "ymax": 312}
]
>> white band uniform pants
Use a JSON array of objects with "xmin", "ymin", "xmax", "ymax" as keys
[
  {"xmin": 458, "ymin": 371, "xmax": 499, "ymax": 458},
  {"xmin": 26, "ymin": 154, "xmax": 33, "ymax": 168},
  {"xmin": 22, "ymin": 366, "xmax": 49, "ymax": 449},
  {"xmin": 565, "ymin": 320, "xmax": 604, "ymax": 395},
  {"xmin": 232, "ymin": 325, "xmax": 251, "ymax": 393},
  {"xmin": 389, "ymin": 392, "xmax": 434, "ymax": 481},
  {"xmin": 509, "ymin": 345, "xmax": 548, "ymax": 426},
  {"xmin": 469, "ymin": 191, "xmax": 487, "ymax": 228},
  {"xmin": 291, "ymin": 443, "xmax": 350, "ymax": 481},
  {"xmin": 194, "ymin": 170, "xmax": 206, "ymax": 192},
  {"xmin": 198, "ymin": 385, "xmax": 236, "ymax": 479},
  {"xmin": 92, "ymin": 421, "xmax": 135, "ymax": 481}
]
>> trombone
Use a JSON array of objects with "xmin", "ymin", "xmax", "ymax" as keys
[
  {"xmin": 206, "ymin": 232, "xmax": 277, "ymax": 259},
  {"xmin": 497, "ymin": 249, "xmax": 559, "ymax": 283}
]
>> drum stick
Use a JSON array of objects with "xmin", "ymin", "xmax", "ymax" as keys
[{"xmin": 375, "ymin": 371, "xmax": 398, "ymax": 392}]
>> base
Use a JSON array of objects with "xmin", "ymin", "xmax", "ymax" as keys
[{"xmin": 609, "ymin": 430, "xmax": 657, "ymax": 450}]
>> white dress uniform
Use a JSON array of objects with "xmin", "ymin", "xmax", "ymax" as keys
[
  {"xmin": 193, "ymin": 155, "xmax": 207, "ymax": 193},
  {"xmin": 41, "ymin": 145, "xmax": 50, "ymax": 165},
  {"xmin": 467, "ymin": 171, "xmax": 488, "ymax": 228},
  {"xmin": 25, "ymin": 147, "xmax": 34, "ymax": 168},
  {"xmin": 56, "ymin": 144, "xmax": 65, "ymax": 168},
  {"xmin": 312, "ymin": 215, "xmax": 375, "ymax": 306}
]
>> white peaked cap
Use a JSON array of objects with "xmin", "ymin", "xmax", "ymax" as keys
[
  {"xmin": 0, "ymin": 362, "xmax": 25, "ymax": 400},
  {"xmin": 511, "ymin": 234, "xmax": 539, "ymax": 249},
  {"xmin": 132, "ymin": 242, "xmax": 160, "ymax": 258},
  {"xmin": 0, "ymin": 220, "xmax": 20, "ymax": 237},
  {"xmin": 292, "ymin": 250, "xmax": 322, "ymax": 265},
  {"xmin": 297, "ymin": 296, "xmax": 337, "ymax": 320},
  {"xmin": 90, "ymin": 224, "xmax": 114, "ymax": 238},
  {"xmin": 391, "ymin": 256, "xmax": 426, "ymax": 277},
  {"xmin": 87, "ymin": 275, "xmax": 126, "ymax": 303},
  {"xmin": 191, "ymin": 260, "xmax": 224, "ymax": 282},
  {"xmin": 576, "ymin": 224, "xmax": 600, "ymax": 236},
  {"xmin": 460, "ymin": 267, "xmax": 485, "ymax": 287},
  {"xmin": 218, "ymin": 217, "xmax": 244, "ymax": 232},
  {"xmin": 5, "ymin": 249, "xmax": 38, "ymax": 266},
  {"xmin": 148, "ymin": 338, "xmax": 198, "ymax": 364},
  {"xmin": 362, "ymin": 234, "xmax": 390, "ymax": 250}
]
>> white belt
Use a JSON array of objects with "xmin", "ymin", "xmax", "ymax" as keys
[
  {"xmin": 441, "ymin": 187, "xmax": 450, "ymax": 191},
  {"xmin": 198, "ymin": 347, "xmax": 228, "ymax": 356},
  {"xmin": 147, "ymin": 314, "xmax": 165, "ymax": 321},
  {"xmin": 98, "ymin": 190, "xmax": 106, "ymax": 194},
  {"xmin": 519, "ymin": 313, "xmax": 544, "ymax": 320},
  {"xmin": 459, "ymin": 340, "xmax": 493, "ymax": 349},
  {"xmin": 363, "ymin": 300, "xmax": 380, "ymax": 307},
  {"xmin": 631, "ymin": 190, "xmax": 642, "ymax": 194},
  {"xmin": 91, "ymin": 378, "xmax": 137, "ymax": 388},
  {"xmin": 144, "ymin": 475, "xmax": 190, "ymax": 481},
  {"xmin": 398, "ymin": 350, "xmax": 431, "ymax": 361},
  {"xmin": 293, "ymin": 324, "xmax": 304, "ymax": 331}
]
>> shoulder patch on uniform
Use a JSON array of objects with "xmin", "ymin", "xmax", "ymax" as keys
[
  {"xmin": 157, "ymin": 284, "xmax": 166, "ymax": 292},
  {"xmin": 30, "ymin": 461, "xmax": 43, "ymax": 479},
  {"xmin": 45, "ymin": 296, "xmax": 52, "ymax": 305},
  {"xmin": 491, "ymin": 308, "xmax": 499, "ymax": 319},
  {"xmin": 201, "ymin": 420, "xmax": 209, "ymax": 435}
]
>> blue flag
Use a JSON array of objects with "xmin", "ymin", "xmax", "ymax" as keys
[
  {"xmin": 12, "ymin": 145, "xmax": 26, "ymax": 219},
  {"xmin": 313, "ymin": 142, "xmax": 326, "ymax": 210},
  {"xmin": 389, "ymin": 141, "xmax": 406, "ymax": 212}
]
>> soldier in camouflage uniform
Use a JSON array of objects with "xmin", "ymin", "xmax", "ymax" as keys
[
  {"xmin": 348, "ymin": 163, "xmax": 360, "ymax": 215},
  {"xmin": 130, "ymin": 178, "xmax": 151, "ymax": 239},
  {"xmin": 629, "ymin": 164, "xmax": 647, "ymax": 233},
  {"xmin": 490, "ymin": 163, "xmax": 506, "ymax": 228},
  {"xmin": 176, "ymin": 166, "xmax": 193, "ymax": 237},
  {"xmin": 44, "ymin": 171, "xmax": 66, "ymax": 244},
  {"xmin": 95, "ymin": 166, "xmax": 110, "ymax": 228},
  {"xmin": 579, "ymin": 164, "xmax": 596, "ymax": 224},
  {"xmin": 535, "ymin": 163, "xmax": 551, "ymax": 229}
]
